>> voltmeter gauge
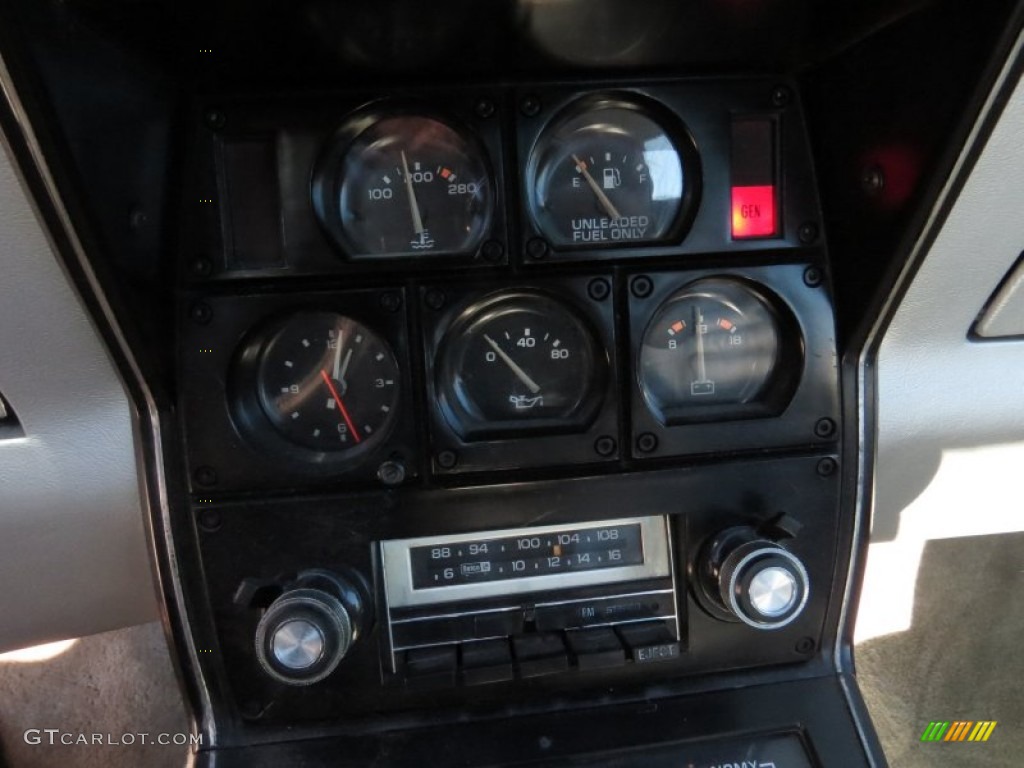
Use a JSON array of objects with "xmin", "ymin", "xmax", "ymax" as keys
[
  {"xmin": 436, "ymin": 292, "xmax": 606, "ymax": 439},
  {"xmin": 313, "ymin": 112, "xmax": 494, "ymax": 258},
  {"xmin": 639, "ymin": 279, "xmax": 798, "ymax": 424},
  {"xmin": 526, "ymin": 97, "xmax": 699, "ymax": 249},
  {"xmin": 246, "ymin": 311, "xmax": 400, "ymax": 454}
]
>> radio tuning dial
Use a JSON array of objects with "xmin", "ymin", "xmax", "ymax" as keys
[
  {"xmin": 698, "ymin": 524, "xmax": 809, "ymax": 630},
  {"xmin": 254, "ymin": 570, "xmax": 371, "ymax": 686}
]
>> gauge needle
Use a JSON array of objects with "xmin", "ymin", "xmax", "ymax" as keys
[
  {"xmin": 483, "ymin": 334, "xmax": 541, "ymax": 394},
  {"xmin": 572, "ymin": 154, "xmax": 622, "ymax": 221},
  {"xmin": 694, "ymin": 306, "xmax": 708, "ymax": 383},
  {"xmin": 400, "ymin": 150, "xmax": 425, "ymax": 235},
  {"xmin": 332, "ymin": 329, "xmax": 344, "ymax": 381},
  {"xmin": 320, "ymin": 369, "xmax": 361, "ymax": 443},
  {"xmin": 339, "ymin": 348, "xmax": 353, "ymax": 385}
]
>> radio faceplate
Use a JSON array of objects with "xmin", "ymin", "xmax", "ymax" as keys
[
  {"xmin": 196, "ymin": 455, "xmax": 837, "ymax": 724},
  {"xmin": 379, "ymin": 516, "xmax": 680, "ymax": 685},
  {"xmin": 381, "ymin": 516, "xmax": 671, "ymax": 606}
]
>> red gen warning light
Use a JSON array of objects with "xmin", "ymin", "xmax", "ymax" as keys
[
  {"xmin": 731, "ymin": 185, "xmax": 776, "ymax": 238},
  {"xmin": 730, "ymin": 116, "xmax": 778, "ymax": 239}
]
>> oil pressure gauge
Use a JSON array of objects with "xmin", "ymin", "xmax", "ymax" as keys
[
  {"xmin": 526, "ymin": 97, "xmax": 699, "ymax": 249},
  {"xmin": 638, "ymin": 278, "xmax": 800, "ymax": 424},
  {"xmin": 436, "ymin": 292, "xmax": 607, "ymax": 439}
]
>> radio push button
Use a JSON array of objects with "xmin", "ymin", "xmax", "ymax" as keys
[
  {"xmin": 461, "ymin": 638, "xmax": 514, "ymax": 685},
  {"xmin": 616, "ymin": 621, "xmax": 681, "ymax": 664},
  {"xmin": 404, "ymin": 645, "xmax": 458, "ymax": 687},
  {"xmin": 513, "ymin": 633, "xmax": 570, "ymax": 678},
  {"xmin": 472, "ymin": 609, "xmax": 525, "ymax": 638},
  {"xmin": 566, "ymin": 627, "xmax": 626, "ymax": 670},
  {"xmin": 392, "ymin": 615, "xmax": 471, "ymax": 648}
]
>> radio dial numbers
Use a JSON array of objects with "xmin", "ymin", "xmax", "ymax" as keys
[{"xmin": 415, "ymin": 523, "xmax": 642, "ymax": 588}]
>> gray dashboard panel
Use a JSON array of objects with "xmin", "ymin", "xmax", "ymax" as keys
[
  {"xmin": 873, "ymin": 62, "xmax": 1024, "ymax": 545},
  {"xmin": 0, "ymin": 126, "xmax": 157, "ymax": 651}
]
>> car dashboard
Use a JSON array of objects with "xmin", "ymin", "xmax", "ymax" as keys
[
  {"xmin": 175, "ymin": 75, "xmax": 843, "ymax": 732},
  {"xmin": 1, "ymin": 1, "xmax": 1022, "ymax": 766}
]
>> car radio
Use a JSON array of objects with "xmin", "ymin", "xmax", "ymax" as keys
[{"xmin": 378, "ymin": 516, "xmax": 679, "ymax": 686}]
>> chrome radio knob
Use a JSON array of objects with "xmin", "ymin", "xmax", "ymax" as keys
[
  {"xmin": 698, "ymin": 526, "xmax": 809, "ymax": 630},
  {"xmin": 746, "ymin": 566, "xmax": 800, "ymax": 618},
  {"xmin": 254, "ymin": 570, "xmax": 369, "ymax": 685},
  {"xmin": 271, "ymin": 617, "xmax": 326, "ymax": 669}
]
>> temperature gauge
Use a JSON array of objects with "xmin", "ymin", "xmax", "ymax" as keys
[
  {"xmin": 639, "ymin": 278, "xmax": 796, "ymax": 424},
  {"xmin": 436, "ymin": 292, "xmax": 606, "ymax": 439},
  {"xmin": 313, "ymin": 112, "xmax": 494, "ymax": 258}
]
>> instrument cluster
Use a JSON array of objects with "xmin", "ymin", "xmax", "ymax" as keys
[
  {"xmin": 180, "ymin": 80, "xmax": 834, "ymax": 493},
  {"xmin": 194, "ymin": 80, "xmax": 818, "ymax": 279},
  {"xmin": 310, "ymin": 93, "xmax": 700, "ymax": 263},
  {"xmin": 182, "ymin": 266, "xmax": 835, "ymax": 493}
]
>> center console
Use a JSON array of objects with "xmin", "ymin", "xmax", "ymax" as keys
[{"xmin": 173, "ymin": 77, "xmax": 861, "ymax": 765}]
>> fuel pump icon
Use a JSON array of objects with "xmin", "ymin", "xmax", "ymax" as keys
[{"xmin": 602, "ymin": 167, "xmax": 621, "ymax": 189}]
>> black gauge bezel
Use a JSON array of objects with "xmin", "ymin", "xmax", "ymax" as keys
[
  {"xmin": 523, "ymin": 92, "xmax": 702, "ymax": 254},
  {"xmin": 627, "ymin": 265, "xmax": 842, "ymax": 461},
  {"xmin": 311, "ymin": 102, "xmax": 499, "ymax": 261},
  {"xmin": 230, "ymin": 309, "xmax": 401, "ymax": 469},
  {"xmin": 637, "ymin": 277, "xmax": 800, "ymax": 426},
  {"xmin": 421, "ymin": 277, "xmax": 620, "ymax": 475},
  {"xmin": 435, "ymin": 290, "xmax": 607, "ymax": 440},
  {"xmin": 177, "ymin": 288, "xmax": 417, "ymax": 492}
]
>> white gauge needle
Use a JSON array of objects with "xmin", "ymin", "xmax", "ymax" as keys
[
  {"xmin": 694, "ymin": 306, "xmax": 708, "ymax": 383},
  {"xmin": 572, "ymin": 153, "xmax": 622, "ymax": 221},
  {"xmin": 339, "ymin": 348, "xmax": 353, "ymax": 385},
  {"xmin": 401, "ymin": 150, "xmax": 425, "ymax": 235},
  {"xmin": 332, "ymin": 329, "xmax": 344, "ymax": 380},
  {"xmin": 484, "ymin": 334, "xmax": 541, "ymax": 394}
]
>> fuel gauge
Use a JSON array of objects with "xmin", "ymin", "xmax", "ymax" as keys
[{"xmin": 526, "ymin": 97, "xmax": 699, "ymax": 249}]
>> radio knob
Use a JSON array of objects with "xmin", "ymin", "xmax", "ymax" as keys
[
  {"xmin": 746, "ymin": 565, "xmax": 799, "ymax": 618},
  {"xmin": 271, "ymin": 617, "xmax": 327, "ymax": 669},
  {"xmin": 699, "ymin": 527, "xmax": 809, "ymax": 630},
  {"xmin": 254, "ymin": 570, "xmax": 369, "ymax": 685}
]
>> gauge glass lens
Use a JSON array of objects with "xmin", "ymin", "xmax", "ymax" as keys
[
  {"xmin": 256, "ymin": 311, "xmax": 399, "ymax": 452},
  {"xmin": 333, "ymin": 115, "xmax": 492, "ymax": 257},
  {"xmin": 639, "ymin": 280, "xmax": 780, "ymax": 421},
  {"xmin": 438, "ymin": 294, "xmax": 603, "ymax": 437},
  {"xmin": 529, "ymin": 104, "xmax": 686, "ymax": 247}
]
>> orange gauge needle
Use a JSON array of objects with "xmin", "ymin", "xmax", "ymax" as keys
[
  {"xmin": 572, "ymin": 153, "xmax": 622, "ymax": 220},
  {"xmin": 320, "ymin": 369, "xmax": 361, "ymax": 444}
]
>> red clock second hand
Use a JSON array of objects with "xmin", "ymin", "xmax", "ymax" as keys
[{"xmin": 320, "ymin": 369, "xmax": 362, "ymax": 444}]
